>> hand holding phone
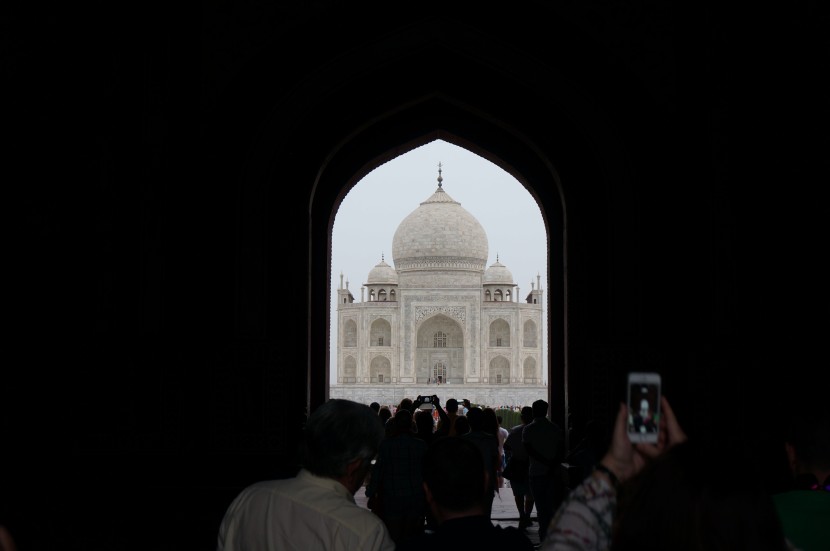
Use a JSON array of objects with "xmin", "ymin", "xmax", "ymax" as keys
[
  {"xmin": 627, "ymin": 372, "xmax": 661, "ymax": 443},
  {"xmin": 416, "ymin": 395, "xmax": 435, "ymax": 410}
]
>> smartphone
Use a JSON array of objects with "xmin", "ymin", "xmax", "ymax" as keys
[
  {"xmin": 627, "ymin": 372, "xmax": 661, "ymax": 443},
  {"xmin": 417, "ymin": 395, "xmax": 434, "ymax": 410}
]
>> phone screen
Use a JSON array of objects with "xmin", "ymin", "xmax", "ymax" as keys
[{"xmin": 627, "ymin": 372, "xmax": 661, "ymax": 443}]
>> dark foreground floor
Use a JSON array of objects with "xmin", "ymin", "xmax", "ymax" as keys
[{"xmin": 355, "ymin": 482, "xmax": 542, "ymax": 547}]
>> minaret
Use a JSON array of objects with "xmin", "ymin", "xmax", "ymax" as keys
[
  {"xmin": 526, "ymin": 272, "xmax": 544, "ymax": 304},
  {"xmin": 337, "ymin": 271, "xmax": 354, "ymax": 305}
]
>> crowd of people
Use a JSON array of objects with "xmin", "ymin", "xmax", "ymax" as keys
[
  {"xmin": 214, "ymin": 391, "xmax": 829, "ymax": 551},
  {"xmin": 366, "ymin": 400, "xmax": 532, "ymax": 417}
]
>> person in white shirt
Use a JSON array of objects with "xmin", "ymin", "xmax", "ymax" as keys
[{"xmin": 217, "ymin": 399, "xmax": 394, "ymax": 551}]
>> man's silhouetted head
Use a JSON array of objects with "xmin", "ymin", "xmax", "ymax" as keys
[{"xmin": 532, "ymin": 399, "xmax": 548, "ymax": 419}]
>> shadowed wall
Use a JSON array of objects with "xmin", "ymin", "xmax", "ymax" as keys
[{"xmin": 6, "ymin": 2, "xmax": 828, "ymax": 549}]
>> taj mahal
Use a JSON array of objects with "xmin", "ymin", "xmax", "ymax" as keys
[{"xmin": 329, "ymin": 167, "xmax": 548, "ymax": 408}]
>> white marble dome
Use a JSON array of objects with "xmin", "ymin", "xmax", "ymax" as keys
[
  {"xmin": 483, "ymin": 259, "xmax": 514, "ymax": 284},
  {"xmin": 392, "ymin": 182, "xmax": 489, "ymax": 273},
  {"xmin": 365, "ymin": 257, "xmax": 398, "ymax": 285}
]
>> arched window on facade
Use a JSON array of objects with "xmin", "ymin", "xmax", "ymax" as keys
[
  {"xmin": 370, "ymin": 318, "xmax": 392, "ymax": 347},
  {"xmin": 523, "ymin": 356, "xmax": 537, "ymax": 382},
  {"xmin": 370, "ymin": 355, "xmax": 391, "ymax": 383},
  {"xmin": 343, "ymin": 355, "xmax": 357, "ymax": 383},
  {"xmin": 390, "ymin": 289, "xmax": 396, "ymax": 301},
  {"xmin": 378, "ymin": 289, "xmax": 387, "ymax": 301},
  {"xmin": 489, "ymin": 319, "xmax": 511, "ymax": 347},
  {"xmin": 523, "ymin": 319, "xmax": 538, "ymax": 348},
  {"xmin": 494, "ymin": 289, "xmax": 503, "ymax": 301},
  {"xmin": 489, "ymin": 355, "xmax": 510, "ymax": 384},
  {"xmin": 433, "ymin": 331, "xmax": 447, "ymax": 348},
  {"xmin": 343, "ymin": 319, "xmax": 358, "ymax": 348}
]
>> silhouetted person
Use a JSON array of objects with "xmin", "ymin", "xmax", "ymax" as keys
[
  {"xmin": 523, "ymin": 399, "xmax": 565, "ymax": 542},
  {"xmin": 773, "ymin": 401, "xmax": 830, "ymax": 551},
  {"xmin": 413, "ymin": 395, "xmax": 451, "ymax": 444},
  {"xmin": 217, "ymin": 398, "xmax": 393, "ymax": 551},
  {"xmin": 378, "ymin": 405, "xmax": 392, "ymax": 431},
  {"xmin": 414, "ymin": 408, "xmax": 436, "ymax": 445},
  {"xmin": 454, "ymin": 415, "xmax": 471, "ymax": 436},
  {"xmin": 412, "ymin": 395, "xmax": 451, "ymax": 532},
  {"xmin": 397, "ymin": 436, "xmax": 534, "ymax": 551},
  {"xmin": 398, "ymin": 397, "xmax": 415, "ymax": 413},
  {"xmin": 496, "ymin": 414, "xmax": 510, "ymax": 489},
  {"xmin": 462, "ymin": 407, "xmax": 501, "ymax": 519},
  {"xmin": 437, "ymin": 398, "xmax": 463, "ymax": 437},
  {"xmin": 365, "ymin": 408, "xmax": 428, "ymax": 547},
  {"xmin": 504, "ymin": 406, "xmax": 535, "ymax": 530}
]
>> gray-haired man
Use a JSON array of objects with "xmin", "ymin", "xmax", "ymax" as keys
[{"xmin": 217, "ymin": 399, "xmax": 394, "ymax": 551}]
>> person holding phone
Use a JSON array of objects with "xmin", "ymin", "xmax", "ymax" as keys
[
  {"xmin": 541, "ymin": 396, "xmax": 794, "ymax": 551},
  {"xmin": 436, "ymin": 398, "xmax": 463, "ymax": 437},
  {"xmin": 542, "ymin": 396, "xmax": 687, "ymax": 550}
]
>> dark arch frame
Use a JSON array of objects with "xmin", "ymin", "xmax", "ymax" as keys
[
  {"xmin": 234, "ymin": 20, "xmax": 626, "ymax": 440},
  {"xmin": 308, "ymin": 96, "xmax": 568, "ymax": 422}
]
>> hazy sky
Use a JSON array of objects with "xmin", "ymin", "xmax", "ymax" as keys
[{"xmin": 330, "ymin": 139, "xmax": 548, "ymax": 385}]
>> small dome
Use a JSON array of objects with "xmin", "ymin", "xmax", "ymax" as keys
[
  {"xmin": 483, "ymin": 258, "xmax": 514, "ymax": 285},
  {"xmin": 365, "ymin": 257, "xmax": 398, "ymax": 285}
]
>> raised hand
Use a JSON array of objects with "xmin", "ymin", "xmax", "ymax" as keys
[
  {"xmin": 634, "ymin": 395, "xmax": 687, "ymax": 461},
  {"xmin": 599, "ymin": 396, "xmax": 687, "ymax": 484}
]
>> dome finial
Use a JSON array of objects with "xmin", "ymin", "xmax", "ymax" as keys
[
  {"xmin": 381, "ymin": 252, "xmax": 384, "ymax": 262},
  {"xmin": 496, "ymin": 253, "xmax": 499, "ymax": 262},
  {"xmin": 437, "ymin": 162, "xmax": 443, "ymax": 188}
]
